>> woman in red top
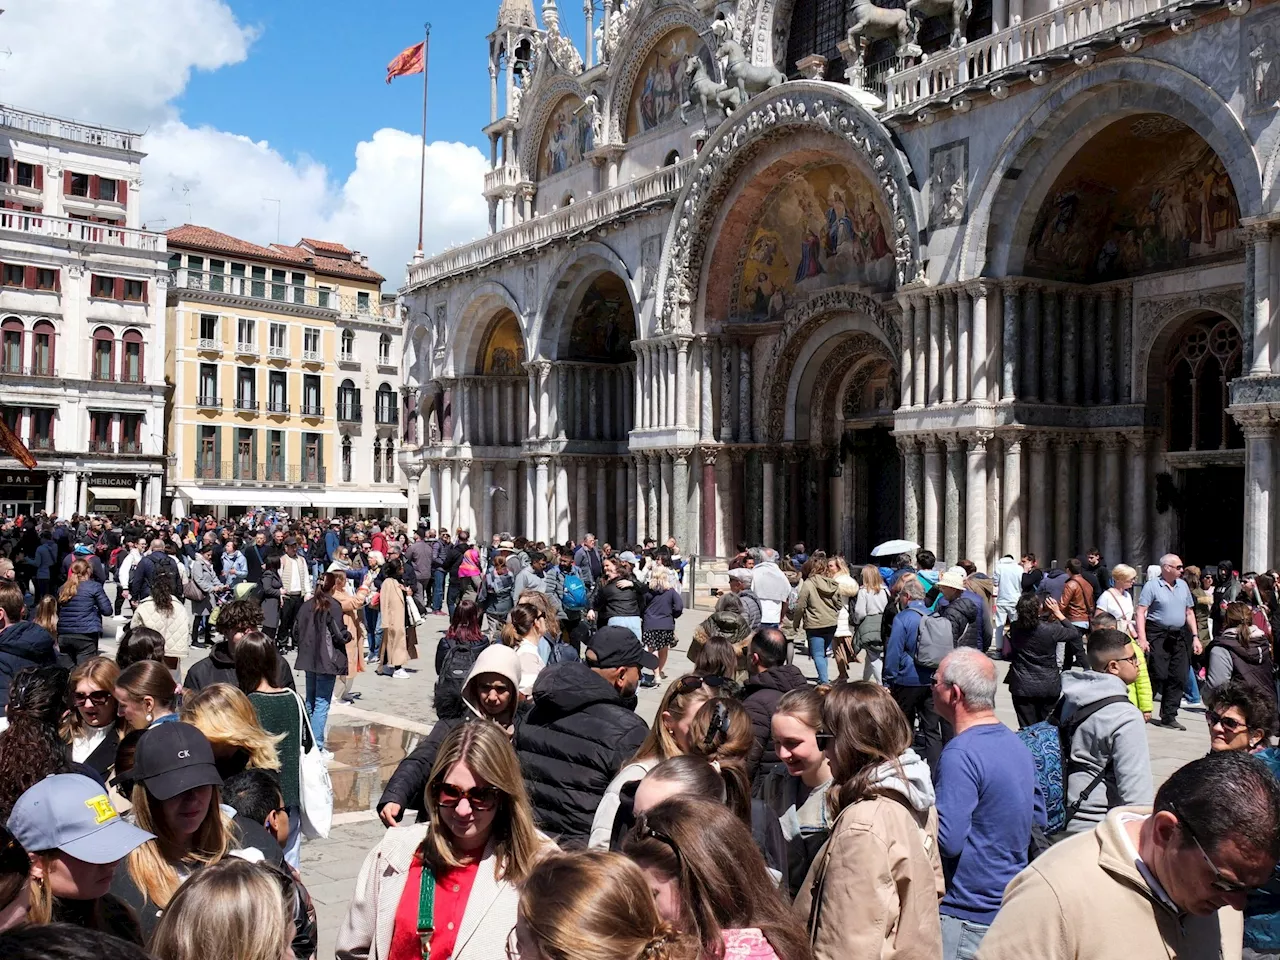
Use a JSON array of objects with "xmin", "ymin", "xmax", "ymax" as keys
[{"xmin": 336, "ymin": 722, "xmax": 551, "ymax": 960}]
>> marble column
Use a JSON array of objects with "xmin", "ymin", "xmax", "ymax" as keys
[
  {"xmin": 942, "ymin": 290, "xmax": 957, "ymax": 404},
  {"xmin": 944, "ymin": 435, "xmax": 963, "ymax": 562},
  {"xmin": 646, "ymin": 454, "xmax": 660, "ymax": 541},
  {"xmin": 615, "ymin": 461, "xmax": 627, "ymax": 548},
  {"xmin": 1077, "ymin": 439, "xmax": 1096, "ymax": 553},
  {"xmin": 1053, "ymin": 435, "xmax": 1073, "ymax": 564},
  {"xmin": 968, "ymin": 282, "xmax": 990, "ymax": 402},
  {"xmin": 634, "ymin": 351, "xmax": 645, "ymax": 430},
  {"xmin": 957, "ymin": 287, "xmax": 972, "ymax": 403},
  {"xmin": 1250, "ymin": 225, "xmax": 1272, "ymax": 375},
  {"xmin": 1001, "ymin": 284, "xmax": 1020, "ymax": 401},
  {"xmin": 700, "ymin": 340, "xmax": 714, "ymax": 442},
  {"xmin": 673, "ymin": 449, "xmax": 690, "ymax": 551},
  {"xmin": 1061, "ymin": 292, "xmax": 1080, "ymax": 405},
  {"xmin": 720, "ymin": 343, "xmax": 734, "ymax": 441},
  {"xmin": 966, "ymin": 434, "xmax": 989, "ymax": 567},
  {"xmin": 901, "ymin": 298, "xmax": 916, "ymax": 407},
  {"xmin": 1118, "ymin": 285, "xmax": 1133, "ymax": 403},
  {"xmin": 1027, "ymin": 434, "xmax": 1049, "ymax": 564},
  {"xmin": 538, "ymin": 365, "xmax": 552, "ymax": 439},
  {"xmin": 626, "ymin": 457, "xmax": 638, "ymax": 543},
  {"xmin": 762, "ymin": 455, "xmax": 776, "ymax": 551},
  {"xmin": 1099, "ymin": 436, "xmax": 1123, "ymax": 571},
  {"xmin": 555, "ymin": 366, "xmax": 569, "ymax": 439},
  {"xmin": 665, "ymin": 344, "xmax": 678, "ymax": 427},
  {"xmin": 901, "ymin": 437, "xmax": 923, "ymax": 547},
  {"xmin": 1098, "ymin": 288, "xmax": 1115, "ymax": 405},
  {"xmin": 676, "ymin": 339, "xmax": 690, "ymax": 429},
  {"xmin": 440, "ymin": 461, "xmax": 454, "ymax": 533},
  {"xmin": 923, "ymin": 436, "xmax": 943, "ymax": 555},
  {"xmin": 1042, "ymin": 289, "xmax": 1060, "ymax": 405},
  {"xmin": 522, "ymin": 461, "xmax": 534, "ymax": 537},
  {"xmin": 738, "ymin": 343, "xmax": 752, "ymax": 442},
  {"xmin": 77, "ymin": 476, "xmax": 88, "ymax": 516},
  {"xmin": 1002, "ymin": 437, "xmax": 1023, "ymax": 557},
  {"xmin": 660, "ymin": 454, "xmax": 674, "ymax": 540},
  {"xmin": 596, "ymin": 463, "xmax": 609, "ymax": 543},
  {"xmin": 927, "ymin": 294, "xmax": 943, "ymax": 407},
  {"xmin": 459, "ymin": 458, "xmax": 475, "ymax": 531},
  {"xmin": 701, "ymin": 450, "xmax": 717, "ymax": 556},
  {"xmin": 481, "ymin": 463, "xmax": 494, "ymax": 541},
  {"xmin": 1242, "ymin": 416, "xmax": 1274, "ymax": 571},
  {"xmin": 1125, "ymin": 432, "xmax": 1149, "ymax": 573},
  {"xmin": 602, "ymin": 368, "xmax": 614, "ymax": 441},
  {"xmin": 406, "ymin": 469, "xmax": 422, "ymax": 529},
  {"xmin": 1022, "ymin": 285, "xmax": 1040, "ymax": 402},
  {"xmin": 575, "ymin": 459, "xmax": 589, "ymax": 538},
  {"xmin": 912, "ymin": 295, "xmax": 927, "ymax": 408},
  {"xmin": 636, "ymin": 455, "xmax": 650, "ymax": 541},
  {"xmin": 534, "ymin": 457, "xmax": 550, "ymax": 544},
  {"xmin": 588, "ymin": 368, "xmax": 600, "ymax": 440},
  {"xmin": 1081, "ymin": 292, "xmax": 1098, "ymax": 404}
]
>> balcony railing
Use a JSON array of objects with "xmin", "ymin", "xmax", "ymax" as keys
[
  {"xmin": 1, "ymin": 362, "xmax": 57, "ymax": 378},
  {"xmin": 235, "ymin": 341, "xmax": 257, "ymax": 357},
  {"xmin": 0, "ymin": 105, "xmax": 141, "ymax": 151},
  {"xmin": 336, "ymin": 403, "xmax": 362, "ymax": 423},
  {"xmin": 29, "ymin": 436, "xmax": 54, "ymax": 452},
  {"xmin": 197, "ymin": 337, "xmax": 221, "ymax": 352},
  {"xmin": 339, "ymin": 351, "xmax": 357, "ymax": 364},
  {"xmin": 173, "ymin": 272, "xmax": 397, "ymax": 323},
  {"xmin": 234, "ymin": 398, "xmax": 259, "ymax": 412},
  {"xmin": 375, "ymin": 409, "xmax": 399, "ymax": 426},
  {"xmin": 121, "ymin": 440, "xmax": 142, "ymax": 454},
  {"xmin": 267, "ymin": 344, "xmax": 289, "ymax": 359},
  {"xmin": 119, "ymin": 369, "xmax": 144, "ymax": 384},
  {"xmin": 88, "ymin": 439, "xmax": 113, "ymax": 453},
  {"xmin": 0, "ymin": 210, "xmax": 162, "ymax": 251},
  {"xmin": 91, "ymin": 368, "xmax": 112, "ymax": 382},
  {"xmin": 300, "ymin": 404, "xmax": 324, "ymax": 418},
  {"xmin": 194, "ymin": 460, "xmax": 326, "ymax": 486},
  {"xmin": 266, "ymin": 401, "xmax": 290, "ymax": 414},
  {"xmin": 483, "ymin": 164, "xmax": 523, "ymax": 195},
  {"xmin": 408, "ymin": 158, "xmax": 694, "ymax": 287},
  {"xmin": 197, "ymin": 395, "xmax": 221, "ymax": 409},
  {"xmin": 302, "ymin": 350, "xmax": 321, "ymax": 362},
  {"xmin": 885, "ymin": 0, "xmax": 1184, "ymax": 110}
]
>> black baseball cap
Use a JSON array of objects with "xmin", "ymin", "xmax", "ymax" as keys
[
  {"xmin": 588, "ymin": 625, "xmax": 658, "ymax": 670},
  {"xmin": 131, "ymin": 722, "xmax": 223, "ymax": 801}
]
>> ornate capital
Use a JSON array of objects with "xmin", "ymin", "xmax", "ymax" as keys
[
  {"xmin": 896, "ymin": 434, "xmax": 919, "ymax": 455},
  {"xmin": 701, "ymin": 447, "xmax": 718, "ymax": 467},
  {"xmin": 1099, "ymin": 433, "xmax": 1126, "ymax": 452},
  {"xmin": 1241, "ymin": 220, "xmax": 1273, "ymax": 244},
  {"xmin": 922, "ymin": 435, "xmax": 942, "ymax": 455},
  {"xmin": 534, "ymin": 456, "xmax": 551, "ymax": 469},
  {"xmin": 1233, "ymin": 409, "xmax": 1277, "ymax": 440},
  {"xmin": 1026, "ymin": 432, "xmax": 1052, "ymax": 452},
  {"xmin": 963, "ymin": 280, "xmax": 990, "ymax": 299},
  {"xmin": 674, "ymin": 446, "xmax": 694, "ymax": 465},
  {"xmin": 970, "ymin": 430, "xmax": 994, "ymax": 453},
  {"xmin": 1002, "ymin": 433, "xmax": 1023, "ymax": 455}
]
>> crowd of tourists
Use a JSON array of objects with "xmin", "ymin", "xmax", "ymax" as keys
[{"xmin": 0, "ymin": 508, "xmax": 1279, "ymax": 960}]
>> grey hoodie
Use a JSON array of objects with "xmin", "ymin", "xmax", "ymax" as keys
[
  {"xmin": 869, "ymin": 747, "xmax": 937, "ymax": 812},
  {"xmin": 1058, "ymin": 669, "xmax": 1153, "ymax": 834}
]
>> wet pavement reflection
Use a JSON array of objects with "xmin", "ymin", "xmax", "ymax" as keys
[{"xmin": 326, "ymin": 720, "xmax": 423, "ymax": 814}]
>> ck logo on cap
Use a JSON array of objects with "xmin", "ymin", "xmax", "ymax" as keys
[
  {"xmin": 85, "ymin": 795, "xmax": 118, "ymax": 825},
  {"xmin": 177, "ymin": 749, "xmax": 191, "ymax": 759}
]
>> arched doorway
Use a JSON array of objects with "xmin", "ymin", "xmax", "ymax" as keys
[
  {"xmin": 838, "ymin": 355, "xmax": 900, "ymax": 558},
  {"xmin": 1159, "ymin": 313, "xmax": 1244, "ymax": 566}
]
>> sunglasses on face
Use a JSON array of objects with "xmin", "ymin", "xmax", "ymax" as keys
[
  {"xmin": 815, "ymin": 730, "xmax": 835, "ymax": 751},
  {"xmin": 432, "ymin": 782, "xmax": 503, "ymax": 810},
  {"xmin": 1170, "ymin": 805, "xmax": 1252, "ymax": 893},
  {"xmin": 1205, "ymin": 710, "xmax": 1249, "ymax": 733},
  {"xmin": 676, "ymin": 674, "xmax": 729, "ymax": 694},
  {"xmin": 74, "ymin": 690, "xmax": 113, "ymax": 706}
]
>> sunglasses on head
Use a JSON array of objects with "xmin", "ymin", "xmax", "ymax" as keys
[
  {"xmin": 676, "ymin": 674, "xmax": 729, "ymax": 694},
  {"xmin": 74, "ymin": 690, "xmax": 113, "ymax": 706},
  {"xmin": 432, "ymin": 781, "xmax": 503, "ymax": 810}
]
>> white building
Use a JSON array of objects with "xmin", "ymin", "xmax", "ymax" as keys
[{"xmin": 0, "ymin": 105, "xmax": 168, "ymax": 518}]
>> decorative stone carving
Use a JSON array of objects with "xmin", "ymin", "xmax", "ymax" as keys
[
  {"xmin": 766, "ymin": 329, "xmax": 891, "ymax": 442},
  {"xmin": 517, "ymin": 75, "xmax": 592, "ymax": 178},
  {"xmin": 524, "ymin": 264, "xmax": 538, "ymax": 309},
  {"xmin": 1248, "ymin": 10, "xmax": 1280, "ymax": 112},
  {"xmin": 657, "ymin": 83, "xmax": 923, "ymax": 333},
  {"xmin": 1134, "ymin": 286, "xmax": 1244, "ymax": 389},
  {"xmin": 928, "ymin": 139, "xmax": 967, "ymax": 230},
  {"xmin": 433, "ymin": 302, "xmax": 448, "ymax": 357},
  {"xmin": 712, "ymin": 19, "xmax": 786, "ymax": 103},
  {"xmin": 540, "ymin": 0, "xmax": 585, "ymax": 73},
  {"xmin": 640, "ymin": 234, "xmax": 662, "ymax": 301},
  {"xmin": 605, "ymin": 5, "xmax": 711, "ymax": 143}
]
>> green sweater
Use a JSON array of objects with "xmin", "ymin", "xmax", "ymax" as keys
[{"xmin": 249, "ymin": 690, "xmax": 302, "ymax": 807}]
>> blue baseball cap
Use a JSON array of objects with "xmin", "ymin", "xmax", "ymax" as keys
[{"xmin": 8, "ymin": 774, "xmax": 153, "ymax": 864}]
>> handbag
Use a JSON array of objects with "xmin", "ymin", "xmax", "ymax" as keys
[
  {"xmin": 405, "ymin": 594, "xmax": 424, "ymax": 628},
  {"xmin": 183, "ymin": 577, "xmax": 206, "ymax": 603},
  {"xmin": 291, "ymin": 689, "xmax": 333, "ymax": 839}
]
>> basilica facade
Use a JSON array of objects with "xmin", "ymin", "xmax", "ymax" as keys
[{"xmin": 401, "ymin": 0, "xmax": 1280, "ymax": 573}]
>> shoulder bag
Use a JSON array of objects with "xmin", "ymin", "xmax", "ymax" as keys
[{"xmin": 291, "ymin": 689, "xmax": 333, "ymax": 839}]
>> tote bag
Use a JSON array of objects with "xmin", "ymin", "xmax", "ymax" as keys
[{"xmin": 291, "ymin": 690, "xmax": 333, "ymax": 839}]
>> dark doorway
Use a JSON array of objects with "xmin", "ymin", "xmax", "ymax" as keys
[
  {"xmin": 842, "ymin": 425, "xmax": 901, "ymax": 561},
  {"xmin": 1177, "ymin": 466, "xmax": 1244, "ymax": 567}
]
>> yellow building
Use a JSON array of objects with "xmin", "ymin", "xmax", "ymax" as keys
[{"xmin": 165, "ymin": 226, "xmax": 406, "ymax": 518}]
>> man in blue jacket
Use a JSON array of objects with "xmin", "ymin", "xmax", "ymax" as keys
[
  {"xmin": 884, "ymin": 576, "xmax": 950, "ymax": 771},
  {"xmin": 33, "ymin": 531, "xmax": 57, "ymax": 603}
]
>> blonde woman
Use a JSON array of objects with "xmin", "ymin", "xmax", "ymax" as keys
[
  {"xmin": 642, "ymin": 565, "xmax": 684, "ymax": 684},
  {"xmin": 109, "ymin": 722, "xmax": 236, "ymax": 942},
  {"xmin": 1096, "ymin": 563, "xmax": 1152, "ymax": 719},
  {"xmin": 150, "ymin": 859, "xmax": 294, "ymax": 960},
  {"xmin": 828, "ymin": 557, "xmax": 859, "ymax": 683},
  {"xmin": 62, "ymin": 656, "xmax": 125, "ymax": 777},
  {"xmin": 336, "ymin": 722, "xmax": 554, "ymax": 960},
  {"xmin": 180, "ymin": 683, "xmax": 283, "ymax": 781},
  {"xmin": 588, "ymin": 673, "xmax": 724, "ymax": 849},
  {"xmin": 852, "ymin": 565, "xmax": 889, "ymax": 683}
]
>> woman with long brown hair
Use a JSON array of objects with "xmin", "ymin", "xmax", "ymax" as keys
[
  {"xmin": 62, "ymin": 657, "xmax": 125, "ymax": 777},
  {"xmin": 622, "ymin": 796, "xmax": 811, "ymax": 960},
  {"xmin": 114, "ymin": 660, "xmax": 179, "ymax": 730},
  {"xmin": 295, "ymin": 571, "xmax": 350, "ymax": 753},
  {"xmin": 129, "ymin": 572, "xmax": 190, "ymax": 673},
  {"xmin": 376, "ymin": 559, "xmax": 416, "ymax": 681},
  {"xmin": 793, "ymin": 682, "xmax": 943, "ymax": 960},
  {"xmin": 56, "ymin": 558, "xmax": 112, "ymax": 665},
  {"xmin": 336, "ymin": 721, "xmax": 554, "ymax": 960}
]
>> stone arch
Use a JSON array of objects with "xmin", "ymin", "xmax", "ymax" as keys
[
  {"xmin": 963, "ymin": 58, "xmax": 1263, "ymax": 281},
  {"xmin": 533, "ymin": 240, "xmax": 636, "ymax": 359},
  {"xmin": 655, "ymin": 81, "xmax": 922, "ymax": 335},
  {"xmin": 518, "ymin": 76, "xmax": 592, "ymax": 181},
  {"xmin": 801, "ymin": 337, "xmax": 895, "ymax": 444},
  {"xmin": 451, "ymin": 280, "xmax": 525, "ymax": 376},
  {"xmin": 1134, "ymin": 287, "xmax": 1244, "ymax": 405},
  {"xmin": 603, "ymin": 5, "xmax": 712, "ymax": 143}
]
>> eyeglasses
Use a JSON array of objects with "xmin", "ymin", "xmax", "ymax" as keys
[
  {"xmin": 73, "ymin": 690, "xmax": 113, "ymax": 707},
  {"xmin": 1169, "ymin": 804, "xmax": 1252, "ymax": 893},
  {"xmin": 815, "ymin": 730, "xmax": 835, "ymax": 751},
  {"xmin": 432, "ymin": 782, "xmax": 503, "ymax": 811},
  {"xmin": 676, "ymin": 674, "xmax": 729, "ymax": 694},
  {"xmin": 1115, "ymin": 653, "xmax": 1139, "ymax": 667},
  {"xmin": 1205, "ymin": 710, "xmax": 1249, "ymax": 734}
]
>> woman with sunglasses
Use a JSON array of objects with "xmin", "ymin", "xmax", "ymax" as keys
[
  {"xmin": 337, "ymin": 721, "xmax": 553, "ymax": 960},
  {"xmin": 1203, "ymin": 679, "xmax": 1276, "ymax": 754},
  {"xmin": 621, "ymin": 797, "xmax": 811, "ymax": 960},
  {"xmin": 588, "ymin": 674, "xmax": 726, "ymax": 849},
  {"xmin": 61, "ymin": 657, "xmax": 125, "ymax": 777},
  {"xmin": 793, "ymin": 682, "xmax": 943, "ymax": 960}
]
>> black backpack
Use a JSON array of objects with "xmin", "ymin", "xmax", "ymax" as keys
[{"xmin": 433, "ymin": 639, "xmax": 483, "ymax": 716}]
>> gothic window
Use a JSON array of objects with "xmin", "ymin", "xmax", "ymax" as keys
[
  {"xmin": 1165, "ymin": 317, "xmax": 1242, "ymax": 453},
  {"xmin": 384, "ymin": 440, "xmax": 395, "ymax": 483},
  {"xmin": 373, "ymin": 439, "xmax": 383, "ymax": 483}
]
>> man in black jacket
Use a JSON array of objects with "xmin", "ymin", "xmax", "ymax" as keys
[
  {"xmin": 128, "ymin": 539, "xmax": 179, "ymax": 602},
  {"xmin": 516, "ymin": 625, "xmax": 654, "ymax": 846},
  {"xmin": 182, "ymin": 599, "xmax": 295, "ymax": 694},
  {"xmin": 0, "ymin": 581, "xmax": 56, "ymax": 710},
  {"xmin": 741, "ymin": 628, "xmax": 809, "ymax": 784}
]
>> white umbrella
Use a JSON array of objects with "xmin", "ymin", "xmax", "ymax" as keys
[{"xmin": 870, "ymin": 539, "xmax": 920, "ymax": 558}]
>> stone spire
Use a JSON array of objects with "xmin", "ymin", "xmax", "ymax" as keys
[
  {"xmin": 541, "ymin": 0, "xmax": 560, "ymax": 31},
  {"xmin": 497, "ymin": 0, "xmax": 537, "ymax": 29}
]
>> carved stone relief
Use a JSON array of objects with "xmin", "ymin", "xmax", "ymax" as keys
[
  {"xmin": 641, "ymin": 234, "xmax": 663, "ymax": 299},
  {"xmin": 928, "ymin": 138, "xmax": 968, "ymax": 230},
  {"xmin": 1246, "ymin": 7, "xmax": 1280, "ymax": 113}
]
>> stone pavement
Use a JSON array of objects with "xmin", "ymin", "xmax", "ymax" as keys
[{"xmin": 98, "ymin": 606, "xmax": 1209, "ymax": 959}]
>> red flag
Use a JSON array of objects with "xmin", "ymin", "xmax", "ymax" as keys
[
  {"xmin": 386, "ymin": 41, "xmax": 425, "ymax": 84},
  {"xmin": 0, "ymin": 418, "xmax": 35, "ymax": 469}
]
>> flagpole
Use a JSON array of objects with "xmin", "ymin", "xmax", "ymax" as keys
[{"xmin": 417, "ymin": 22, "xmax": 431, "ymax": 260}]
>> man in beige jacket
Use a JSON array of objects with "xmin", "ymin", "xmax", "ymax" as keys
[{"xmin": 979, "ymin": 751, "xmax": 1280, "ymax": 960}]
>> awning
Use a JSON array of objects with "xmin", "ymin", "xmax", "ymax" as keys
[
  {"xmin": 88, "ymin": 487, "xmax": 137, "ymax": 500},
  {"xmin": 314, "ymin": 491, "xmax": 410, "ymax": 509},
  {"xmin": 174, "ymin": 487, "xmax": 315, "ymax": 508}
]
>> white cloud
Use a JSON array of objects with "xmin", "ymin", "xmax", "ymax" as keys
[{"xmin": 1, "ymin": 0, "xmax": 488, "ymax": 284}]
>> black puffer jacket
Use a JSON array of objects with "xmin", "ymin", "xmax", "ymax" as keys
[
  {"xmin": 593, "ymin": 578, "xmax": 646, "ymax": 621},
  {"xmin": 182, "ymin": 641, "xmax": 295, "ymax": 694},
  {"xmin": 0, "ymin": 621, "xmax": 56, "ymax": 710},
  {"xmin": 741, "ymin": 664, "xmax": 809, "ymax": 784},
  {"xmin": 516, "ymin": 662, "xmax": 648, "ymax": 847},
  {"xmin": 1006, "ymin": 620, "xmax": 1078, "ymax": 699}
]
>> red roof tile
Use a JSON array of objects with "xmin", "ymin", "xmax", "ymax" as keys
[
  {"xmin": 166, "ymin": 225, "xmax": 307, "ymax": 267},
  {"xmin": 300, "ymin": 237, "xmax": 352, "ymax": 256}
]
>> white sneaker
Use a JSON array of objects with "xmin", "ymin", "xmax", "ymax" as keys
[
  {"xmin": 319, "ymin": 749, "xmax": 335, "ymax": 761},
  {"xmin": 392, "ymin": 668, "xmax": 411, "ymax": 680}
]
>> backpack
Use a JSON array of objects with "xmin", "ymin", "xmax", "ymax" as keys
[
  {"xmin": 433, "ymin": 639, "xmax": 483, "ymax": 714},
  {"xmin": 913, "ymin": 613, "xmax": 955, "ymax": 669},
  {"xmin": 546, "ymin": 639, "xmax": 581, "ymax": 665},
  {"xmin": 562, "ymin": 573, "xmax": 588, "ymax": 612},
  {"xmin": 1016, "ymin": 694, "xmax": 1132, "ymax": 835}
]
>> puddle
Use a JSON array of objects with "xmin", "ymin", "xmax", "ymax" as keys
[{"xmin": 325, "ymin": 720, "xmax": 423, "ymax": 814}]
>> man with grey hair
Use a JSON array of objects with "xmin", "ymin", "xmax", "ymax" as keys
[
  {"xmin": 727, "ymin": 567, "xmax": 762, "ymax": 630},
  {"xmin": 1136, "ymin": 553, "xmax": 1199, "ymax": 730},
  {"xmin": 932, "ymin": 648, "xmax": 1044, "ymax": 960},
  {"xmin": 750, "ymin": 547, "xmax": 791, "ymax": 629}
]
